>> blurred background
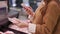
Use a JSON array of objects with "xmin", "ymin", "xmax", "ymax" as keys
[{"xmin": 8, "ymin": 0, "xmax": 42, "ymax": 20}]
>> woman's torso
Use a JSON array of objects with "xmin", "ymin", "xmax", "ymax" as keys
[{"xmin": 32, "ymin": 1, "xmax": 60, "ymax": 34}]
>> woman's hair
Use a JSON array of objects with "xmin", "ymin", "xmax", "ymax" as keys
[
  {"xmin": 44, "ymin": 0, "xmax": 51, "ymax": 4},
  {"xmin": 41, "ymin": 0, "xmax": 59, "ymax": 17},
  {"xmin": 44, "ymin": 0, "xmax": 59, "ymax": 4},
  {"xmin": 41, "ymin": 0, "xmax": 55, "ymax": 16}
]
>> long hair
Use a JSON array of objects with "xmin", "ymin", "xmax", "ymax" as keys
[
  {"xmin": 41, "ymin": 0, "xmax": 59, "ymax": 18},
  {"xmin": 41, "ymin": 0, "xmax": 51, "ymax": 17},
  {"xmin": 44, "ymin": 0, "xmax": 51, "ymax": 5},
  {"xmin": 41, "ymin": 0, "xmax": 58, "ymax": 16}
]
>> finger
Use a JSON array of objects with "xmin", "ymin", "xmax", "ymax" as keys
[
  {"xmin": 12, "ymin": 18, "xmax": 21, "ymax": 23},
  {"xmin": 8, "ymin": 18, "xmax": 19, "ymax": 24},
  {"xmin": 23, "ymin": 6, "xmax": 33, "ymax": 15},
  {"xmin": 23, "ymin": 6, "xmax": 29, "ymax": 10},
  {"xmin": 0, "ymin": 32, "xmax": 3, "ymax": 34},
  {"xmin": 5, "ymin": 31, "xmax": 14, "ymax": 34},
  {"xmin": 25, "ymin": 7, "xmax": 31, "ymax": 12},
  {"xmin": 28, "ymin": 7, "xmax": 32, "ymax": 9},
  {"xmin": 11, "ymin": 19, "xmax": 18, "ymax": 24},
  {"xmin": 24, "ymin": 7, "xmax": 31, "ymax": 13}
]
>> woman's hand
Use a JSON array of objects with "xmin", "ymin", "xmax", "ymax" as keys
[
  {"xmin": 8, "ymin": 17, "xmax": 21, "ymax": 25},
  {"xmin": 21, "ymin": 3, "xmax": 34, "ymax": 16},
  {"xmin": 4, "ymin": 31, "xmax": 14, "ymax": 34},
  {"xmin": 8, "ymin": 17, "xmax": 29, "ymax": 28},
  {"xmin": 0, "ymin": 31, "xmax": 4, "ymax": 34},
  {"xmin": 17, "ymin": 23, "xmax": 28, "ymax": 28}
]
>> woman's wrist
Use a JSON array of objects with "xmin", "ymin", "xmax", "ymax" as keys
[{"xmin": 28, "ymin": 23, "xmax": 36, "ymax": 33}]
